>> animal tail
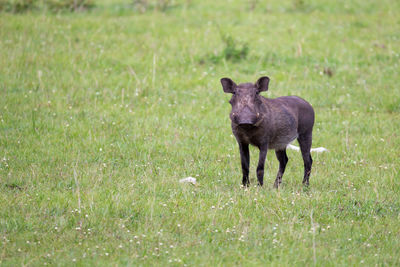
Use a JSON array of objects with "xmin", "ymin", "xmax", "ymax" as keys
[{"xmin": 286, "ymin": 144, "xmax": 328, "ymax": 153}]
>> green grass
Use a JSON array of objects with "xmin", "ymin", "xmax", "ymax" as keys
[{"xmin": 1, "ymin": 0, "xmax": 400, "ymax": 265}]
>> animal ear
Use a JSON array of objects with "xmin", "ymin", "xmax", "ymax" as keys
[
  {"xmin": 255, "ymin": 76, "xmax": 270, "ymax": 93},
  {"xmin": 220, "ymin": 78, "xmax": 236, "ymax": 94}
]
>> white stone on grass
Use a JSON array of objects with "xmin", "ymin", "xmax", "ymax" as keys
[
  {"xmin": 179, "ymin": 177, "xmax": 197, "ymax": 185},
  {"xmin": 286, "ymin": 144, "xmax": 328, "ymax": 153}
]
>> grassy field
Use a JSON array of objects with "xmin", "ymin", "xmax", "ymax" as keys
[{"xmin": 1, "ymin": 0, "xmax": 400, "ymax": 265}]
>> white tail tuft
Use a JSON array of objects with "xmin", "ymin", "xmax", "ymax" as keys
[{"xmin": 286, "ymin": 144, "xmax": 328, "ymax": 153}]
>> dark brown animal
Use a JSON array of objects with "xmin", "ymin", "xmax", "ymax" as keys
[{"xmin": 221, "ymin": 76, "xmax": 315, "ymax": 187}]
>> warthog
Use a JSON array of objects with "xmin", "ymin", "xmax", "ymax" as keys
[{"xmin": 221, "ymin": 76, "xmax": 315, "ymax": 187}]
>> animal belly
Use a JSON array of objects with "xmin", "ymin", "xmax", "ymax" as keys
[{"xmin": 268, "ymin": 133, "xmax": 298, "ymax": 150}]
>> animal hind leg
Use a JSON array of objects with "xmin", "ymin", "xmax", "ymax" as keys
[
  {"xmin": 298, "ymin": 132, "xmax": 313, "ymax": 186},
  {"xmin": 273, "ymin": 149, "xmax": 288, "ymax": 188}
]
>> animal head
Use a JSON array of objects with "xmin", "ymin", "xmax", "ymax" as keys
[{"xmin": 221, "ymin": 76, "xmax": 270, "ymax": 127}]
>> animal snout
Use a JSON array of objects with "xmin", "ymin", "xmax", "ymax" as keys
[
  {"xmin": 232, "ymin": 108, "xmax": 258, "ymax": 127},
  {"xmin": 237, "ymin": 116, "xmax": 257, "ymax": 127},
  {"xmin": 238, "ymin": 120, "xmax": 256, "ymax": 126}
]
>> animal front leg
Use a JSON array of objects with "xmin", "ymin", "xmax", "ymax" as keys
[
  {"xmin": 256, "ymin": 145, "xmax": 268, "ymax": 186},
  {"xmin": 239, "ymin": 143, "xmax": 250, "ymax": 187}
]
